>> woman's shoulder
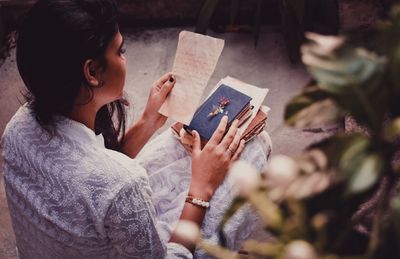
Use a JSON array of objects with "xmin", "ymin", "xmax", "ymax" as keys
[
  {"xmin": 2, "ymin": 105, "xmax": 152, "ymax": 233},
  {"xmin": 2, "ymin": 104, "xmax": 36, "ymax": 141},
  {"xmin": 2, "ymin": 104, "xmax": 149, "ymax": 203}
]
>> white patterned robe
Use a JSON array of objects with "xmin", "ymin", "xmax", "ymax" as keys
[{"xmin": 1, "ymin": 105, "xmax": 271, "ymax": 259}]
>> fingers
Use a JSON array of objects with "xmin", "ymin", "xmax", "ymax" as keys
[
  {"xmin": 159, "ymin": 75, "xmax": 175, "ymax": 97},
  {"xmin": 209, "ymin": 116, "xmax": 228, "ymax": 145},
  {"xmin": 219, "ymin": 119, "xmax": 239, "ymax": 149},
  {"xmin": 180, "ymin": 130, "xmax": 195, "ymax": 146},
  {"xmin": 192, "ymin": 130, "xmax": 201, "ymax": 154},
  {"xmin": 156, "ymin": 72, "xmax": 174, "ymax": 85},
  {"xmin": 226, "ymin": 129, "xmax": 241, "ymax": 153},
  {"xmin": 231, "ymin": 139, "xmax": 245, "ymax": 161}
]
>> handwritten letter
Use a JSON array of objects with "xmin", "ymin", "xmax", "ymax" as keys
[{"xmin": 159, "ymin": 31, "xmax": 224, "ymax": 124}]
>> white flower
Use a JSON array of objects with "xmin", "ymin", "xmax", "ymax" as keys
[
  {"xmin": 283, "ymin": 240, "xmax": 317, "ymax": 259},
  {"xmin": 228, "ymin": 161, "xmax": 260, "ymax": 197},
  {"xmin": 174, "ymin": 220, "xmax": 200, "ymax": 244},
  {"xmin": 265, "ymin": 155, "xmax": 299, "ymax": 185}
]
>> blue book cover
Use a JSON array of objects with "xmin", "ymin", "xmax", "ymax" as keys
[{"xmin": 184, "ymin": 84, "xmax": 252, "ymax": 140}]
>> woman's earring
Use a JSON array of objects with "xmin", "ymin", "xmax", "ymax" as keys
[{"xmin": 98, "ymin": 80, "xmax": 105, "ymax": 87}]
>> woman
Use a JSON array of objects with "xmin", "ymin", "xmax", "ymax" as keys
[{"xmin": 1, "ymin": 0, "xmax": 271, "ymax": 258}]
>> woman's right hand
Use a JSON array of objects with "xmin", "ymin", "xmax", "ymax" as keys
[
  {"xmin": 189, "ymin": 116, "xmax": 245, "ymax": 200},
  {"xmin": 170, "ymin": 117, "xmax": 245, "ymax": 251}
]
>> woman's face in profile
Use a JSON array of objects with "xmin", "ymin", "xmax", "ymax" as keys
[{"xmin": 95, "ymin": 31, "xmax": 126, "ymax": 105}]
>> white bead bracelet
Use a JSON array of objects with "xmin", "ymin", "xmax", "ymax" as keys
[{"xmin": 185, "ymin": 195, "xmax": 210, "ymax": 209}]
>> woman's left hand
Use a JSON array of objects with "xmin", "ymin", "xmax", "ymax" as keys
[{"xmin": 142, "ymin": 72, "xmax": 175, "ymax": 129}]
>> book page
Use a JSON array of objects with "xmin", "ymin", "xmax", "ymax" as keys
[{"xmin": 159, "ymin": 31, "xmax": 224, "ymax": 125}]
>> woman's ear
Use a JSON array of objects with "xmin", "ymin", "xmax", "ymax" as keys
[{"xmin": 83, "ymin": 59, "xmax": 100, "ymax": 87}]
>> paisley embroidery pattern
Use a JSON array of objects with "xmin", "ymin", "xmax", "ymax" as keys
[{"xmin": 2, "ymin": 105, "xmax": 271, "ymax": 259}]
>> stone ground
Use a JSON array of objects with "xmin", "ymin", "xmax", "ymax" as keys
[{"xmin": 0, "ymin": 0, "xmax": 380, "ymax": 253}]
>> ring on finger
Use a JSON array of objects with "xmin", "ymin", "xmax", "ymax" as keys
[
  {"xmin": 227, "ymin": 147, "xmax": 235, "ymax": 155},
  {"xmin": 228, "ymin": 143, "xmax": 238, "ymax": 153}
]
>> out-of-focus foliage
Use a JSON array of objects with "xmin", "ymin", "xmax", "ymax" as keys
[{"xmin": 190, "ymin": 4, "xmax": 400, "ymax": 259}]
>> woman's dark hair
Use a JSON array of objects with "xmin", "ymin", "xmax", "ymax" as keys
[{"xmin": 17, "ymin": 0, "xmax": 126, "ymax": 151}]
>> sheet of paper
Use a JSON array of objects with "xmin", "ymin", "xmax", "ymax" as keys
[
  {"xmin": 209, "ymin": 76, "xmax": 269, "ymax": 132},
  {"xmin": 159, "ymin": 31, "xmax": 225, "ymax": 125}
]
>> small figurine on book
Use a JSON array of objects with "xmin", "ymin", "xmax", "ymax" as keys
[{"xmin": 171, "ymin": 76, "xmax": 269, "ymax": 152}]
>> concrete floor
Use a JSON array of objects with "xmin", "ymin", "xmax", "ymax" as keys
[{"xmin": 0, "ymin": 27, "xmax": 333, "ymax": 258}]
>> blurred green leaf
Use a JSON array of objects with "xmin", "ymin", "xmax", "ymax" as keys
[
  {"xmin": 283, "ymin": 199, "xmax": 308, "ymax": 240},
  {"xmin": 383, "ymin": 117, "xmax": 400, "ymax": 141},
  {"xmin": 285, "ymin": 98, "xmax": 340, "ymax": 128},
  {"xmin": 326, "ymin": 133, "xmax": 383, "ymax": 194},
  {"xmin": 302, "ymin": 34, "xmax": 388, "ymax": 131},
  {"xmin": 195, "ymin": 0, "xmax": 220, "ymax": 34},
  {"xmin": 281, "ymin": 172, "xmax": 332, "ymax": 201},
  {"xmin": 243, "ymin": 240, "xmax": 283, "ymax": 257},
  {"xmin": 285, "ymin": 87, "xmax": 321, "ymax": 117},
  {"xmin": 338, "ymin": 136, "xmax": 370, "ymax": 176},
  {"xmin": 198, "ymin": 240, "xmax": 242, "ymax": 259},
  {"xmin": 323, "ymin": 133, "xmax": 369, "ymax": 168},
  {"xmin": 285, "ymin": 85, "xmax": 341, "ymax": 127},
  {"xmin": 249, "ymin": 190, "xmax": 283, "ymax": 231},
  {"xmin": 303, "ymin": 44, "xmax": 385, "ymax": 96},
  {"xmin": 347, "ymin": 153, "xmax": 383, "ymax": 194},
  {"xmin": 391, "ymin": 194, "xmax": 400, "ymax": 216}
]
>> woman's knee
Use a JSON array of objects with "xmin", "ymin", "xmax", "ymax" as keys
[{"xmin": 239, "ymin": 131, "xmax": 272, "ymax": 170}]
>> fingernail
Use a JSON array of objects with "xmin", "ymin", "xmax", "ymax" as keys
[{"xmin": 169, "ymin": 76, "xmax": 175, "ymax": 83}]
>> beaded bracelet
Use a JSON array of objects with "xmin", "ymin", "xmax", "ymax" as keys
[{"xmin": 185, "ymin": 195, "xmax": 210, "ymax": 209}]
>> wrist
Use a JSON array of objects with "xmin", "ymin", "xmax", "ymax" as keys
[
  {"xmin": 140, "ymin": 112, "xmax": 159, "ymax": 129},
  {"xmin": 141, "ymin": 111, "xmax": 165, "ymax": 130},
  {"xmin": 188, "ymin": 184, "xmax": 214, "ymax": 201}
]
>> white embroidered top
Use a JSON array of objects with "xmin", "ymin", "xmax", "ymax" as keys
[
  {"xmin": 1, "ymin": 105, "xmax": 192, "ymax": 259},
  {"xmin": 1, "ymin": 104, "xmax": 272, "ymax": 259}
]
